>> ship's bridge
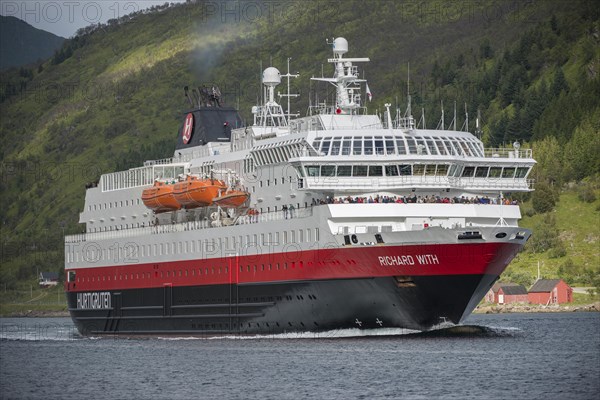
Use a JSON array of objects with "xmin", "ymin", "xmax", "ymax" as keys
[{"xmin": 288, "ymin": 128, "xmax": 535, "ymax": 193}]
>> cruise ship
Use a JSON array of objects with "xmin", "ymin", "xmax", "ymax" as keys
[{"xmin": 64, "ymin": 38, "xmax": 534, "ymax": 335}]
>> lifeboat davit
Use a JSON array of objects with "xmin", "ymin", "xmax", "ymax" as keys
[
  {"xmin": 141, "ymin": 181, "xmax": 181, "ymax": 213},
  {"xmin": 173, "ymin": 175, "xmax": 227, "ymax": 208},
  {"xmin": 213, "ymin": 190, "xmax": 250, "ymax": 208}
]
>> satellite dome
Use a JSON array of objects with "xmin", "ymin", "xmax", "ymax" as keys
[
  {"xmin": 262, "ymin": 67, "xmax": 281, "ymax": 86},
  {"xmin": 333, "ymin": 37, "xmax": 348, "ymax": 55}
]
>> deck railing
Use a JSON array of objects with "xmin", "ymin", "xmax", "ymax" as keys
[{"xmin": 483, "ymin": 148, "xmax": 533, "ymax": 159}]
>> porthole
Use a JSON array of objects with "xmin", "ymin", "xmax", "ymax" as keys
[{"xmin": 495, "ymin": 232, "xmax": 507, "ymax": 238}]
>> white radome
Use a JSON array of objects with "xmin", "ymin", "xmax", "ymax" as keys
[
  {"xmin": 333, "ymin": 37, "xmax": 348, "ymax": 55},
  {"xmin": 262, "ymin": 67, "xmax": 281, "ymax": 86}
]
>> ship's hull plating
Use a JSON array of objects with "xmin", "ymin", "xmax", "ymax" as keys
[
  {"xmin": 66, "ymin": 237, "xmax": 527, "ymax": 335},
  {"xmin": 67, "ymin": 273, "xmax": 501, "ymax": 335}
]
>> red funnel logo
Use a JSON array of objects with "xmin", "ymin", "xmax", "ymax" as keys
[{"xmin": 182, "ymin": 113, "xmax": 194, "ymax": 144}]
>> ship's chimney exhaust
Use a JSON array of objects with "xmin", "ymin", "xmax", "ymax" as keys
[{"xmin": 184, "ymin": 86, "xmax": 194, "ymax": 107}]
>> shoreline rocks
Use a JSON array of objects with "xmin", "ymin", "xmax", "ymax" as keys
[{"xmin": 474, "ymin": 302, "xmax": 600, "ymax": 314}]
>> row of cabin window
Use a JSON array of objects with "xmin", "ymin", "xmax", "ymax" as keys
[
  {"xmin": 69, "ymin": 229, "xmax": 321, "ymax": 263},
  {"xmin": 89, "ymin": 198, "xmax": 141, "ymax": 211},
  {"xmin": 312, "ymin": 135, "xmax": 484, "ymax": 157},
  {"xmin": 255, "ymin": 176, "xmax": 293, "ymax": 189},
  {"xmin": 74, "ymin": 259, "xmax": 337, "ymax": 284},
  {"xmin": 303, "ymin": 164, "xmax": 530, "ymax": 179},
  {"xmin": 76, "ymin": 267, "xmax": 228, "ymax": 283}
]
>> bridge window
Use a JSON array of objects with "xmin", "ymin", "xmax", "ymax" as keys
[
  {"xmin": 353, "ymin": 137, "xmax": 363, "ymax": 155},
  {"xmin": 458, "ymin": 139, "xmax": 472, "ymax": 156},
  {"xmin": 435, "ymin": 140, "xmax": 448, "ymax": 155},
  {"xmin": 374, "ymin": 139, "xmax": 384, "ymax": 155},
  {"xmin": 396, "ymin": 139, "xmax": 407, "ymax": 154},
  {"xmin": 368, "ymin": 166, "xmax": 383, "ymax": 176},
  {"xmin": 415, "ymin": 137, "xmax": 427, "ymax": 154},
  {"xmin": 312, "ymin": 137, "xmax": 322, "ymax": 149},
  {"xmin": 406, "ymin": 138, "xmax": 418, "ymax": 154},
  {"xmin": 385, "ymin": 138, "xmax": 395, "ymax": 155},
  {"xmin": 330, "ymin": 140, "xmax": 341, "ymax": 156},
  {"xmin": 461, "ymin": 166, "xmax": 475, "ymax": 177},
  {"xmin": 444, "ymin": 139, "xmax": 459, "ymax": 155},
  {"xmin": 515, "ymin": 167, "xmax": 529, "ymax": 178},
  {"xmin": 306, "ymin": 166, "xmax": 320, "ymax": 177},
  {"xmin": 364, "ymin": 137, "xmax": 373, "ymax": 155},
  {"xmin": 413, "ymin": 164, "xmax": 425, "ymax": 175},
  {"xmin": 353, "ymin": 166, "xmax": 368, "ymax": 177},
  {"xmin": 321, "ymin": 138, "xmax": 332, "ymax": 155},
  {"xmin": 469, "ymin": 140, "xmax": 484, "ymax": 157},
  {"xmin": 337, "ymin": 165, "xmax": 352, "ymax": 176},
  {"xmin": 425, "ymin": 138, "xmax": 438, "ymax": 155},
  {"xmin": 398, "ymin": 165, "xmax": 412, "ymax": 175},
  {"xmin": 424, "ymin": 165, "xmax": 437, "ymax": 176},
  {"xmin": 473, "ymin": 140, "xmax": 485, "ymax": 157},
  {"xmin": 475, "ymin": 166, "xmax": 489, "ymax": 178},
  {"xmin": 321, "ymin": 166, "xmax": 336, "ymax": 176},
  {"xmin": 385, "ymin": 165, "xmax": 399, "ymax": 176},
  {"xmin": 341, "ymin": 138, "xmax": 352, "ymax": 155},
  {"xmin": 489, "ymin": 167, "xmax": 502, "ymax": 178},
  {"xmin": 502, "ymin": 167, "xmax": 516, "ymax": 178},
  {"xmin": 436, "ymin": 164, "xmax": 449, "ymax": 175},
  {"xmin": 466, "ymin": 141, "xmax": 480, "ymax": 157}
]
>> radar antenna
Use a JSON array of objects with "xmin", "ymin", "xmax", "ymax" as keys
[
  {"xmin": 311, "ymin": 37, "xmax": 370, "ymax": 115},
  {"xmin": 253, "ymin": 67, "xmax": 287, "ymax": 128},
  {"xmin": 278, "ymin": 57, "xmax": 300, "ymax": 122}
]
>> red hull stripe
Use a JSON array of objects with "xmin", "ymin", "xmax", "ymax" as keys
[{"xmin": 66, "ymin": 242, "xmax": 522, "ymax": 293}]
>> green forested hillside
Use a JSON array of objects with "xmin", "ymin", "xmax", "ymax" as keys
[{"xmin": 1, "ymin": 0, "xmax": 599, "ymax": 290}]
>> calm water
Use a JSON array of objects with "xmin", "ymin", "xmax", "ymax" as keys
[{"xmin": 1, "ymin": 313, "xmax": 599, "ymax": 400}]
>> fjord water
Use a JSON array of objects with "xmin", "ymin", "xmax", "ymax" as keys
[{"xmin": 1, "ymin": 313, "xmax": 598, "ymax": 399}]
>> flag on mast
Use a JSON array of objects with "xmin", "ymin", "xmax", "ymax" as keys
[{"xmin": 366, "ymin": 83, "xmax": 372, "ymax": 102}]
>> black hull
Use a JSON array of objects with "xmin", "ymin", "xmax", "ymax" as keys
[{"xmin": 67, "ymin": 274, "xmax": 496, "ymax": 335}]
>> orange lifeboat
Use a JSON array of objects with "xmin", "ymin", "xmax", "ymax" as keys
[
  {"xmin": 141, "ymin": 181, "xmax": 181, "ymax": 213},
  {"xmin": 173, "ymin": 175, "xmax": 227, "ymax": 208},
  {"xmin": 213, "ymin": 190, "xmax": 250, "ymax": 208}
]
